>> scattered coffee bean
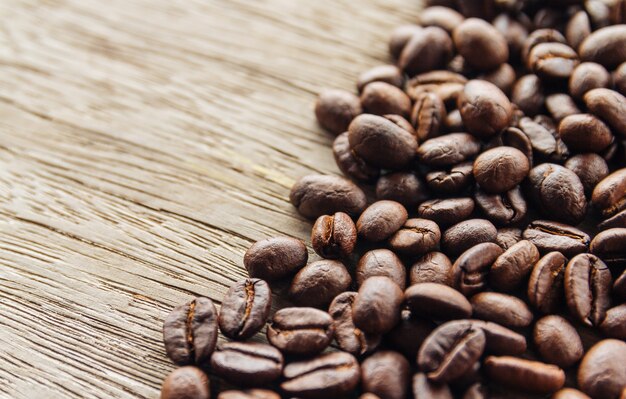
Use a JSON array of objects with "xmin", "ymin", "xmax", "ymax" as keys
[
  {"xmin": 528, "ymin": 251, "xmax": 567, "ymax": 314},
  {"xmin": 244, "ymin": 236, "xmax": 308, "ymax": 280},
  {"xmin": 458, "ymin": 80, "xmax": 513, "ymax": 138},
  {"xmin": 405, "ymin": 283, "xmax": 472, "ymax": 320},
  {"xmin": 329, "ymin": 292, "xmax": 381, "ymax": 356},
  {"xmin": 495, "ymin": 227, "xmax": 523, "ymax": 250},
  {"xmin": 375, "ymin": 172, "xmax": 430, "ymax": 208},
  {"xmin": 361, "ymin": 351, "xmax": 411, "ymax": 399},
  {"xmin": 311, "ymin": 212, "xmax": 356, "ymax": 259},
  {"xmin": 592, "ymin": 168, "xmax": 626, "ymax": 217},
  {"xmin": 473, "ymin": 147, "xmax": 530, "ymax": 193},
  {"xmin": 484, "ymin": 356, "xmax": 565, "ymax": 394},
  {"xmin": 442, "ymin": 219, "xmax": 497, "ymax": 257},
  {"xmin": 160, "ymin": 366, "xmax": 209, "ymax": 399},
  {"xmin": 210, "ymin": 342, "xmax": 283, "ymax": 386},
  {"xmin": 579, "ymin": 25, "xmax": 626, "ymax": 68},
  {"xmin": 266, "ymin": 307, "xmax": 334, "ymax": 356},
  {"xmin": 600, "ymin": 303, "xmax": 626, "ymax": 340},
  {"xmin": 412, "ymin": 373, "xmax": 453, "ymax": 399},
  {"xmin": 566, "ymin": 10, "xmax": 592, "ymax": 51},
  {"xmin": 490, "ymin": 240, "xmax": 539, "ymax": 291},
  {"xmin": 411, "ymin": 92, "xmax": 447, "ymax": 141},
  {"xmin": 565, "ymin": 153, "xmax": 610, "ymax": 195},
  {"xmin": 453, "ymin": 18, "xmax": 509, "ymax": 70},
  {"xmin": 409, "ymin": 251, "xmax": 453, "ymax": 286},
  {"xmin": 314, "ymin": 89, "xmax": 362, "ymax": 134},
  {"xmin": 585, "ymin": 88, "xmax": 626, "ymax": 138},
  {"xmin": 451, "ymin": 242, "xmax": 503, "ymax": 296},
  {"xmin": 290, "ymin": 174, "xmax": 367, "ymax": 219},
  {"xmin": 357, "ymin": 65, "xmax": 404, "ymax": 93},
  {"xmin": 418, "ymin": 197, "xmax": 475, "ymax": 227},
  {"xmin": 577, "ymin": 339, "xmax": 626, "ymax": 399},
  {"xmin": 569, "ymin": 62, "xmax": 611, "ymax": 100},
  {"xmin": 511, "ymin": 74, "xmax": 545, "ymax": 116},
  {"xmin": 361, "ymin": 82, "xmax": 411, "ymax": 118},
  {"xmin": 288, "ymin": 260, "xmax": 352, "ymax": 308},
  {"xmin": 425, "ymin": 162, "xmax": 474, "ymax": 195},
  {"xmin": 399, "ymin": 27, "xmax": 454, "ymax": 76},
  {"xmin": 357, "ymin": 200, "xmax": 408, "ymax": 242},
  {"xmin": 559, "ymin": 114, "xmax": 613, "ymax": 153},
  {"xmin": 219, "ymin": 279, "xmax": 271, "ymax": 341},
  {"xmin": 389, "ymin": 24, "xmax": 423, "ymax": 60},
  {"xmin": 590, "ymin": 227, "xmax": 626, "ymax": 265},
  {"xmin": 470, "ymin": 292, "xmax": 533, "ymax": 328},
  {"xmin": 417, "ymin": 133, "xmax": 481, "ymax": 167},
  {"xmin": 333, "ymin": 132, "xmax": 380, "ymax": 183},
  {"xmin": 518, "ymin": 116, "xmax": 569, "ymax": 163},
  {"xmin": 546, "ymin": 93, "xmax": 582, "ymax": 122},
  {"xmin": 353, "ymin": 276, "xmax": 403, "ymax": 335},
  {"xmin": 419, "ymin": 6, "xmax": 465, "ymax": 33},
  {"xmin": 388, "ymin": 218, "xmax": 440, "ymax": 257},
  {"xmin": 528, "ymin": 42, "xmax": 580, "ymax": 81},
  {"xmin": 386, "ymin": 310, "xmax": 436, "ymax": 358},
  {"xmin": 356, "ymin": 249, "xmax": 406, "ymax": 289},
  {"xmin": 479, "ymin": 63, "xmax": 516, "ymax": 94},
  {"xmin": 523, "ymin": 220, "xmax": 590, "ymax": 257},
  {"xmin": 471, "ymin": 320, "xmax": 527, "ymax": 356},
  {"xmin": 564, "ymin": 253, "xmax": 612, "ymax": 327},
  {"xmin": 533, "ymin": 315, "xmax": 584, "ymax": 368}
]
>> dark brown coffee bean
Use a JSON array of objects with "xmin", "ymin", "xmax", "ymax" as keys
[
  {"xmin": 511, "ymin": 75, "xmax": 545, "ymax": 116},
  {"xmin": 219, "ymin": 279, "xmax": 271, "ymax": 341},
  {"xmin": 376, "ymin": 172, "xmax": 429, "ymax": 208},
  {"xmin": 417, "ymin": 133, "xmax": 481, "ymax": 167},
  {"xmin": 453, "ymin": 18, "xmax": 508, "ymax": 70},
  {"xmin": 357, "ymin": 200, "xmax": 408, "ymax": 242},
  {"xmin": 412, "ymin": 373, "xmax": 453, "ymax": 399},
  {"xmin": 566, "ymin": 10, "xmax": 592, "ymax": 50},
  {"xmin": 521, "ymin": 29, "xmax": 567, "ymax": 65},
  {"xmin": 528, "ymin": 42, "xmax": 579, "ymax": 81},
  {"xmin": 578, "ymin": 339, "xmax": 626, "ymax": 399},
  {"xmin": 357, "ymin": 65, "xmax": 404, "ymax": 93},
  {"xmin": 329, "ymin": 292, "xmax": 381, "ymax": 356},
  {"xmin": 479, "ymin": 63, "xmax": 516, "ymax": 95},
  {"xmin": 418, "ymin": 198, "xmax": 475, "ymax": 227},
  {"xmin": 353, "ymin": 276, "xmax": 404, "ymax": 335},
  {"xmin": 473, "ymin": 147, "xmax": 530, "ymax": 193},
  {"xmin": 614, "ymin": 62, "xmax": 626, "ymax": 96},
  {"xmin": 385, "ymin": 114, "xmax": 416, "ymax": 136},
  {"xmin": 425, "ymin": 162, "xmax": 474, "ymax": 195},
  {"xmin": 559, "ymin": 114, "xmax": 614, "ymax": 153},
  {"xmin": 163, "ymin": 297, "xmax": 217, "ymax": 366},
  {"xmin": 314, "ymin": 90, "xmax": 362, "ymax": 135},
  {"xmin": 388, "ymin": 218, "xmax": 441, "ymax": 257},
  {"xmin": 564, "ymin": 253, "xmax": 612, "ymax": 327},
  {"xmin": 386, "ymin": 311, "xmax": 436, "ymax": 358},
  {"xmin": 533, "ymin": 7, "xmax": 565, "ymax": 30},
  {"xmin": 442, "ymin": 219, "xmax": 498, "ymax": 258},
  {"xmin": 419, "ymin": 6, "xmax": 465, "ymax": 33},
  {"xmin": 565, "ymin": 153, "xmax": 610, "ymax": 195},
  {"xmin": 585, "ymin": 88, "xmax": 626, "ymax": 139},
  {"xmin": 569, "ymin": 62, "xmax": 611, "ymax": 100},
  {"xmin": 356, "ymin": 249, "xmax": 406, "ymax": 290},
  {"xmin": 546, "ymin": 93, "xmax": 582, "ymax": 122},
  {"xmin": 458, "ymin": 80, "xmax": 513, "ymax": 138},
  {"xmin": 406, "ymin": 70, "xmax": 467, "ymax": 105},
  {"xmin": 360, "ymin": 82, "xmax": 411, "ymax": 118},
  {"xmin": 266, "ymin": 307, "xmax": 334, "ymax": 356},
  {"xmin": 590, "ymin": 227, "xmax": 626, "ymax": 265},
  {"xmin": 484, "ymin": 356, "xmax": 565, "ymax": 394},
  {"xmin": 523, "ymin": 220, "xmax": 590, "ymax": 257},
  {"xmin": 490, "ymin": 240, "xmax": 540, "ymax": 291},
  {"xmin": 418, "ymin": 320, "xmax": 486, "ymax": 383},
  {"xmin": 281, "ymin": 352, "xmax": 360, "ymax": 399},
  {"xmin": 533, "ymin": 315, "xmax": 584, "ymax": 368},
  {"xmin": 405, "ymin": 283, "xmax": 472, "ymax": 320},
  {"xmin": 311, "ymin": 212, "xmax": 356, "ymax": 259},
  {"xmin": 444, "ymin": 108, "xmax": 465, "ymax": 131},
  {"xmin": 528, "ymin": 251, "xmax": 567, "ymax": 314},
  {"xmin": 210, "ymin": 342, "xmax": 283, "ymax": 386},
  {"xmin": 471, "ymin": 320, "xmax": 527, "ymax": 355},
  {"xmin": 288, "ymin": 260, "xmax": 352, "ymax": 308},
  {"xmin": 333, "ymin": 132, "xmax": 379, "ymax": 183},
  {"xmin": 553, "ymin": 388, "xmax": 592, "ymax": 399},
  {"xmin": 217, "ymin": 390, "xmax": 280, "ymax": 399},
  {"xmin": 451, "ymin": 242, "xmax": 503, "ymax": 296},
  {"xmin": 361, "ymin": 351, "xmax": 410, "ymax": 399},
  {"xmin": 290, "ymin": 175, "xmax": 367, "ymax": 220},
  {"xmin": 475, "ymin": 187, "xmax": 527, "ymax": 226},
  {"xmin": 495, "ymin": 227, "xmax": 522, "ymax": 250},
  {"xmin": 580, "ymin": 25, "xmax": 626, "ymax": 68},
  {"xmin": 599, "ymin": 209, "xmax": 626, "ymax": 230},
  {"xmin": 399, "ymin": 27, "xmax": 454, "ymax": 76},
  {"xmin": 389, "ymin": 25, "xmax": 423, "ymax": 60},
  {"xmin": 161, "ymin": 366, "xmax": 209, "ymax": 399},
  {"xmin": 410, "ymin": 252, "xmax": 453, "ymax": 286},
  {"xmin": 614, "ymin": 269, "xmax": 626, "ymax": 299},
  {"xmin": 411, "ymin": 92, "xmax": 447, "ymax": 141},
  {"xmin": 592, "ymin": 168, "xmax": 626, "ymax": 217},
  {"xmin": 518, "ymin": 116, "xmax": 569, "ymax": 163},
  {"xmin": 244, "ymin": 236, "xmax": 308, "ymax": 280},
  {"xmin": 470, "ymin": 292, "xmax": 533, "ymax": 328},
  {"xmin": 600, "ymin": 303, "xmax": 626, "ymax": 340},
  {"xmin": 348, "ymin": 114, "xmax": 418, "ymax": 170}
]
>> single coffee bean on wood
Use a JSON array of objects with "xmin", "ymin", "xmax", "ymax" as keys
[
  {"xmin": 352, "ymin": 276, "xmax": 404, "ymax": 335},
  {"xmin": 311, "ymin": 212, "xmax": 356, "ymax": 259},
  {"xmin": 266, "ymin": 307, "xmax": 334, "ymax": 356},
  {"xmin": 328, "ymin": 292, "xmax": 381, "ymax": 356},
  {"xmin": 210, "ymin": 342, "xmax": 283, "ymax": 386},
  {"xmin": 357, "ymin": 200, "xmax": 408, "ymax": 242},
  {"xmin": 288, "ymin": 260, "xmax": 352, "ymax": 308},
  {"xmin": 244, "ymin": 236, "xmax": 308, "ymax": 280},
  {"xmin": 533, "ymin": 315, "xmax": 584, "ymax": 368},
  {"xmin": 356, "ymin": 249, "xmax": 406, "ymax": 289},
  {"xmin": 361, "ymin": 351, "xmax": 411, "ymax": 399},
  {"xmin": 564, "ymin": 253, "xmax": 612, "ymax": 327},
  {"xmin": 314, "ymin": 89, "xmax": 362, "ymax": 135},
  {"xmin": 290, "ymin": 174, "xmax": 367, "ymax": 219},
  {"xmin": 405, "ymin": 283, "xmax": 472, "ymax": 320},
  {"xmin": 218, "ymin": 278, "xmax": 271, "ymax": 341},
  {"xmin": 484, "ymin": 356, "xmax": 565, "ymax": 394},
  {"xmin": 578, "ymin": 339, "xmax": 626, "ymax": 399},
  {"xmin": 160, "ymin": 366, "xmax": 210, "ymax": 399}
]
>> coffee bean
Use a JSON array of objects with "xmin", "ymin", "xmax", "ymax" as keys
[
  {"xmin": 357, "ymin": 201, "xmax": 408, "ymax": 242},
  {"xmin": 385, "ymin": 114, "xmax": 416, "ymax": 136},
  {"xmin": 314, "ymin": 90, "xmax": 362, "ymax": 135},
  {"xmin": 217, "ymin": 390, "xmax": 280, "ymax": 399},
  {"xmin": 281, "ymin": 352, "xmax": 360, "ymax": 399},
  {"xmin": 458, "ymin": 80, "xmax": 513, "ymax": 138},
  {"xmin": 386, "ymin": 310, "xmax": 436, "ymax": 358},
  {"xmin": 564, "ymin": 253, "xmax": 612, "ymax": 327},
  {"xmin": 333, "ymin": 132, "xmax": 380, "ymax": 183},
  {"xmin": 614, "ymin": 61, "xmax": 626, "ymax": 96},
  {"xmin": 266, "ymin": 307, "xmax": 334, "ymax": 356},
  {"xmin": 219, "ymin": 279, "xmax": 271, "ymax": 341},
  {"xmin": 419, "ymin": 198, "xmax": 476, "ymax": 227},
  {"xmin": 533, "ymin": 315, "xmax": 584, "ymax": 368},
  {"xmin": 528, "ymin": 251, "xmax": 567, "ymax": 314},
  {"xmin": 311, "ymin": 212, "xmax": 356, "ymax": 259},
  {"xmin": 160, "ymin": 366, "xmax": 209, "ymax": 399},
  {"xmin": 479, "ymin": 63, "xmax": 516, "ymax": 95},
  {"xmin": 521, "ymin": 29, "xmax": 567, "ymax": 65},
  {"xmin": 614, "ymin": 269, "xmax": 626, "ymax": 299},
  {"xmin": 357, "ymin": 65, "xmax": 404, "ymax": 93},
  {"xmin": 163, "ymin": 297, "xmax": 217, "ymax": 366},
  {"xmin": 360, "ymin": 82, "xmax": 411, "ymax": 118},
  {"xmin": 529, "ymin": 42, "xmax": 580, "ymax": 80},
  {"xmin": 470, "ymin": 292, "xmax": 533, "ymax": 328},
  {"xmin": 546, "ymin": 93, "xmax": 582, "ymax": 122},
  {"xmin": 473, "ymin": 147, "xmax": 530, "ymax": 194},
  {"xmin": 590, "ymin": 228, "xmax": 626, "ymax": 266},
  {"xmin": 511, "ymin": 74, "xmax": 545, "ymax": 116},
  {"xmin": 579, "ymin": 25, "xmax": 626, "ymax": 68},
  {"xmin": 475, "ymin": 186, "xmax": 528, "ymax": 227},
  {"xmin": 388, "ymin": 218, "xmax": 441, "ymax": 257},
  {"xmin": 406, "ymin": 71, "xmax": 467, "ymax": 106},
  {"xmin": 600, "ymin": 209, "xmax": 626, "ymax": 230},
  {"xmin": 399, "ymin": 27, "xmax": 454, "ymax": 76},
  {"xmin": 244, "ymin": 236, "xmax": 308, "ymax": 280},
  {"xmin": 375, "ymin": 172, "xmax": 430, "ymax": 208},
  {"xmin": 451, "ymin": 242, "xmax": 503, "ymax": 296},
  {"xmin": 523, "ymin": 220, "xmax": 590, "ymax": 257},
  {"xmin": 456, "ymin": 0, "xmax": 496, "ymax": 19},
  {"xmin": 329, "ymin": 292, "xmax": 381, "ymax": 356},
  {"xmin": 462, "ymin": 383, "xmax": 487, "ymax": 399},
  {"xmin": 453, "ymin": 18, "xmax": 509, "ymax": 70},
  {"xmin": 578, "ymin": 339, "xmax": 626, "ymax": 399},
  {"xmin": 484, "ymin": 356, "xmax": 565, "ymax": 394},
  {"xmin": 518, "ymin": 116, "xmax": 569, "ymax": 163},
  {"xmin": 411, "ymin": 92, "xmax": 446, "ymax": 141},
  {"xmin": 348, "ymin": 114, "xmax": 418, "ymax": 170},
  {"xmin": 405, "ymin": 283, "xmax": 472, "ymax": 320},
  {"xmin": 566, "ymin": 10, "xmax": 592, "ymax": 50},
  {"xmin": 210, "ymin": 342, "xmax": 283, "ymax": 386},
  {"xmin": 425, "ymin": 162, "xmax": 474, "ymax": 195},
  {"xmin": 586, "ymin": 1, "xmax": 612, "ymax": 28},
  {"xmin": 585, "ymin": 88, "xmax": 626, "ymax": 139},
  {"xmin": 412, "ymin": 373, "xmax": 453, "ymax": 399},
  {"xmin": 353, "ymin": 276, "xmax": 403, "ymax": 335},
  {"xmin": 290, "ymin": 175, "xmax": 367, "ymax": 220},
  {"xmin": 496, "ymin": 227, "xmax": 523, "ymax": 250},
  {"xmin": 361, "ymin": 351, "xmax": 411, "ymax": 399},
  {"xmin": 600, "ymin": 303, "xmax": 626, "ymax": 340},
  {"xmin": 389, "ymin": 25, "xmax": 423, "ymax": 60},
  {"xmin": 533, "ymin": 7, "xmax": 565, "ymax": 30},
  {"xmin": 419, "ymin": 6, "xmax": 465, "ymax": 33},
  {"xmin": 417, "ymin": 133, "xmax": 481, "ymax": 167},
  {"xmin": 444, "ymin": 108, "xmax": 465, "ymax": 131},
  {"xmin": 565, "ymin": 153, "xmax": 610, "ymax": 194},
  {"xmin": 471, "ymin": 320, "xmax": 527, "ymax": 356},
  {"xmin": 569, "ymin": 63, "xmax": 611, "ymax": 100},
  {"xmin": 490, "ymin": 240, "xmax": 540, "ymax": 291},
  {"xmin": 356, "ymin": 249, "xmax": 406, "ymax": 289},
  {"xmin": 553, "ymin": 388, "xmax": 592, "ymax": 399},
  {"xmin": 418, "ymin": 320, "xmax": 486, "ymax": 383},
  {"xmin": 591, "ymin": 168, "xmax": 626, "ymax": 217},
  {"xmin": 409, "ymin": 252, "xmax": 453, "ymax": 286},
  {"xmin": 559, "ymin": 114, "xmax": 614, "ymax": 153},
  {"xmin": 288, "ymin": 260, "xmax": 352, "ymax": 308},
  {"xmin": 443, "ymin": 219, "xmax": 498, "ymax": 257}
]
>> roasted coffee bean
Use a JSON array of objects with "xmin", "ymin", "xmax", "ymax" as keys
[
  {"xmin": 163, "ymin": 297, "xmax": 218, "ymax": 366},
  {"xmin": 472, "ymin": 320, "xmax": 527, "ymax": 355},
  {"xmin": 217, "ymin": 390, "xmax": 280, "ymax": 399},
  {"xmin": 388, "ymin": 218, "xmax": 441, "ymax": 257},
  {"xmin": 442, "ymin": 219, "xmax": 498, "ymax": 258},
  {"xmin": 490, "ymin": 240, "xmax": 540, "ymax": 291},
  {"xmin": 405, "ymin": 283, "xmax": 472, "ymax": 320},
  {"xmin": 462, "ymin": 383, "xmax": 487, "ymax": 399},
  {"xmin": 290, "ymin": 174, "xmax": 367, "ymax": 219},
  {"xmin": 511, "ymin": 75, "xmax": 545, "ymax": 116},
  {"xmin": 600, "ymin": 303, "xmax": 626, "ymax": 340},
  {"xmin": 518, "ymin": 116, "xmax": 569, "ymax": 163},
  {"xmin": 521, "ymin": 29, "xmax": 567, "ymax": 64},
  {"xmin": 360, "ymin": 82, "xmax": 411, "ymax": 118},
  {"xmin": 314, "ymin": 90, "xmax": 362, "ymax": 134},
  {"xmin": 473, "ymin": 147, "xmax": 530, "ymax": 193},
  {"xmin": 470, "ymin": 292, "xmax": 533, "ymax": 328},
  {"xmin": 357, "ymin": 65, "xmax": 404, "ymax": 93},
  {"xmin": 495, "ymin": 227, "xmax": 523, "ymax": 250},
  {"xmin": 475, "ymin": 186, "xmax": 527, "ymax": 226},
  {"xmin": 244, "ymin": 236, "xmax": 308, "ymax": 280},
  {"xmin": 592, "ymin": 168, "xmax": 626, "ymax": 217},
  {"xmin": 566, "ymin": 10, "xmax": 592, "ymax": 50},
  {"xmin": 458, "ymin": 80, "xmax": 513, "ymax": 138},
  {"xmin": 529, "ymin": 43, "xmax": 579, "ymax": 80},
  {"xmin": 444, "ymin": 108, "xmax": 465, "ymax": 131},
  {"xmin": 484, "ymin": 356, "xmax": 565, "ymax": 394},
  {"xmin": 586, "ymin": 0, "xmax": 612, "ymax": 28},
  {"xmin": 386, "ymin": 311, "xmax": 436, "ymax": 358},
  {"xmin": 600, "ymin": 209, "xmax": 626, "ymax": 230},
  {"xmin": 579, "ymin": 25, "xmax": 626, "ymax": 68},
  {"xmin": 553, "ymin": 388, "xmax": 592, "ymax": 399},
  {"xmin": 479, "ymin": 63, "xmax": 516, "ymax": 95},
  {"xmin": 425, "ymin": 162, "xmax": 474, "ymax": 195},
  {"xmin": 384, "ymin": 114, "xmax": 416, "ymax": 136},
  {"xmin": 399, "ymin": 27, "xmax": 454, "ymax": 76},
  {"xmin": 565, "ymin": 153, "xmax": 610, "ymax": 195},
  {"xmin": 585, "ymin": 88, "xmax": 626, "ymax": 139},
  {"xmin": 417, "ymin": 133, "xmax": 481, "ymax": 167},
  {"xmin": 409, "ymin": 252, "xmax": 453, "ymax": 286},
  {"xmin": 419, "ymin": 198, "xmax": 475, "ymax": 227},
  {"xmin": 333, "ymin": 132, "xmax": 380, "ymax": 183},
  {"xmin": 569, "ymin": 62, "xmax": 611, "ymax": 100},
  {"xmin": 453, "ymin": 18, "xmax": 508, "ymax": 70},
  {"xmin": 353, "ymin": 276, "xmax": 404, "ymax": 335},
  {"xmin": 545, "ymin": 93, "xmax": 582, "ymax": 122},
  {"xmin": 356, "ymin": 249, "xmax": 406, "ymax": 289},
  {"xmin": 329, "ymin": 292, "xmax": 381, "ymax": 356},
  {"xmin": 361, "ymin": 351, "xmax": 410, "ymax": 399},
  {"xmin": 160, "ymin": 366, "xmax": 209, "ymax": 399},
  {"xmin": 405, "ymin": 70, "xmax": 467, "ymax": 103},
  {"xmin": 528, "ymin": 251, "xmax": 567, "ymax": 314},
  {"xmin": 559, "ymin": 114, "xmax": 613, "ymax": 153},
  {"xmin": 266, "ymin": 307, "xmax": 334, "ymax": 356},
  {"xmin": 418, "ymin": 6, "xmax": 465, "ymax": 33},
  {"xmin": 376, "ymin": 172, "xmax": 429, "ymax": 208},
  {"xmin": 359, "ymin": 394, "xmax": 382, "ymax": 399},
  {"xmin": 523, "ymin": 220, "xmax": 590, "ymax": 257},
  {"xmin": 348, "ymin": 114, "xmax": 418, "ymax": 170},
  {"xmin": 526, "ymin": 163, "xmax": 587, "ymax": 225},
  {"xmin": 288, "ymin": 260, "xmax": 352, "ymax": 308},
  {"xmin": 578, "ymin": 339, "xmax": 626, "ymax": 399},
  {"xmin": 533, "ymin": 315, "xmax": 584, "ymax": 368},
  {"xmin": 219, "ymin": 279, "xmax": 271, "ymax": 340},
  {"xmin": 564, "ymin": 253, "xmax": 612, "ymax": 327},
  {"xmin": 418, "ymin": 320, "xmax": 486, "ymax": 383},
  {"xmin": 389, "ymin": 25, "xmax": 423, "ymax": 60},
  {"xmin": 210, "ymin": 342, "xmax": 283, "ymax": 386},
  {"xmin": 451, "ymin": 242, "xmax": 503, "ymax": 296},
  {"xmin": 590, "ymin": 227, "xmax": 626, "ymax": 265},
  {"xmin": 357, "ymin": 200, "xmax": 408, "ymax": 242},
  {"xmin": 614, "ymin": 61, "xmax": 626, "ymax": 95},
  {"xmin": 533, "ymin": 7, "xmax": 564, "ymax": 30},
  {"xmin": 412, "ymin": 373, "xmax": 453, "ymax": 399},
  {"xmin": 311, "ymin": 212, "xmax": 356, "ymax": 259},
  {"xmin": 493, "ymin": 13, "xmax": 529, "ymax": 59},
  {"xmin": 281, "ymin": 352, "xmax": 360, "ymax": 399},
  {"xmin": 411, "ymin": 92, "xmax": 446, "ymax": 141}
]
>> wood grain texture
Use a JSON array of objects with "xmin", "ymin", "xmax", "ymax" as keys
[{"xmin": 0, "ymin": 1, "xmax": 421, "ymax": 398}]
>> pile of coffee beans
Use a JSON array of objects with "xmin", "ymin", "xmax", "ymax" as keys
[{"xmin": 159, "ymin": 0, "xmax": 626, "ymax": 398}]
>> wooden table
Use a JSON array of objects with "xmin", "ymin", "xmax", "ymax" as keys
[{"xmin": 0, "ymin": 1, "xmax": 421, "ymax": 397}]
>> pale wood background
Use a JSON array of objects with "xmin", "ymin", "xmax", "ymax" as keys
[{"xmin": 0, "ymin": 1, "xmax": 422, "ymax": 398}]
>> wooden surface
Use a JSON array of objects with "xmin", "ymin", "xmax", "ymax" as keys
[{"xmin": 0, "ymin": 1, "xmax": 422, "ymax": 398}]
